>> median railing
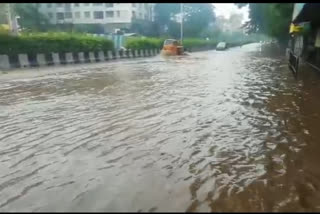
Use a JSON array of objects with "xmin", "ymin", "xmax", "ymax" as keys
[{"xmin": 0, "ymin": 48, "xmax": 161, "ymax": 71}]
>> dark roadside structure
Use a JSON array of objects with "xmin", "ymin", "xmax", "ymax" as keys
[{"xmin": 287, "ymin": 3, "xmax": 320, "ymax": 76}]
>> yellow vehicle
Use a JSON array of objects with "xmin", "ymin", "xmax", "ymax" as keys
[{"xmin": 161, "ymin": 39, "xmax": 184, "ymax": 56}]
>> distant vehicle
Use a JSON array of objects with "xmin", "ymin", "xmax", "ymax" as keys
[
  {"xmin": 124, "ymin": 33, "xmax": 141, "ymax": 37},
  {"xmin": 161, "ymin": 39, "xmax": 185, "ymax": 56},
  {"xmin": 216, "ymin": 42, "xmax": 227, "ymax": 51}
]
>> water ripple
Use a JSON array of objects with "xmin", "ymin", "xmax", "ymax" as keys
[{"xmin": 1, "ymin": 44, "xmax": 320, "ymax": 211}]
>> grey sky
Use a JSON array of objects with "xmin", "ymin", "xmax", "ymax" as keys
[{"xmin": 212, "ymin": 3, "xmax": 249, "ymax": 24}]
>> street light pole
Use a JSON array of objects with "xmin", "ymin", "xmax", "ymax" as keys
[
  {"xmin": 7, "ymin": 4, "xmax": 18, "ymax": 36},
  {"xmin": 7, "ymin": 4, "xmax": 13, "ymax": 34},
  {"xmin": 180, "ymin": 3, "xmax": 183, "ymax": 45}
]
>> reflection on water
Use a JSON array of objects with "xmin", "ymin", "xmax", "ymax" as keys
[{"xmin": 1, "ymin": 44, "xmax": 320, "ymax": 211}]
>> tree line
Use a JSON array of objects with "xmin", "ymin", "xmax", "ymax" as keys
[
  {"xmin": 0, "ymin": 3, "xmax": 295, "ymax": 45},
  {"xmin": 236, "ymin": 3, "xmax": 294, "ymax": 46},
  {"xmin": 0, "ymin": 3, "xmax": 216, "ymax": 38}
]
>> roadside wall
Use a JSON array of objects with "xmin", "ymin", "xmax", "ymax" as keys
[{"xmin": 0, "ymin": 48, "xmax": 161, "ymax": 71}]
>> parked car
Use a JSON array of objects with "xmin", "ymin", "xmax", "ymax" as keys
[{"xmin": 216, "ymin": 42, "xmax": 227, "ymax": 51}]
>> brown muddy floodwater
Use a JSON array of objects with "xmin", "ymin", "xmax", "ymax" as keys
[{"xmin": 1, "ymin": 43, "xmax": 320, "ymax": 212}]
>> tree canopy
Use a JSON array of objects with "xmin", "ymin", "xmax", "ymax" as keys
[
  {"xmin": 154, "ymin": 3, "xmax": 180, "ymax": 27},
  {"xmin": 154, "ymin": 3, "xmax": 215, "ymax": 38},
  {"xmin": 183, "ymin": 3, "xmax": 215, "ymax": 37},
  {"xmin": 14, "ymin": 3, "xmax": 50, "ymax": 31},
  {"xmin": 0, "ymin": 4, "xmax": 8, "ymax": 24},
  {"xmin": 236, "ymin": 3, "xmax": 294, "ymax": 44}
]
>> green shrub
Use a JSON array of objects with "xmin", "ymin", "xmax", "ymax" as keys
[
  {"xmin": 125, "ymin": 37, "xmax": 165, "ymax": 50},
  {"xmin": 0, "ymin": 24, "xmax": 9, "ymax": 35},
  {"xmin": 0, "ymin": 32, "xmax": 114, "ymax": 55},
  {"xmin": 182, "ymin": 38, "xmax": 217, "ymax": 49},
  {"xmin": 125, "ymin": 37, "xmax": 220, "ymax": 50}
]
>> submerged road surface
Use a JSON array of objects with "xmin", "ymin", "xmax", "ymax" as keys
[{"xmin": 2, "ymin": 43, "xmax": 320, "ymax": 212}]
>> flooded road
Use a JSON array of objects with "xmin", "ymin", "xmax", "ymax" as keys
[{"xmin": 2, "ymin": 43, "xmax": 320, "ymax": 212}]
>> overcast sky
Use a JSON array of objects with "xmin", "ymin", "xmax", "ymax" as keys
[{"xmin": 212, "ymin": 3, "xmax": 249, "ymax": 24}]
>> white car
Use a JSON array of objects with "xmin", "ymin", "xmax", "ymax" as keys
[{"xmin": 216, "ymin": 42, "xmax": 227, "ymax": 50}]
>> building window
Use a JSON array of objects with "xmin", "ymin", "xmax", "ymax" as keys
[
  {"xmin": 75, "ymin": 12, "xmax": 81, "ymax": 18},
  {"xmin": 65, "ymin": 12, "xmax": 72, "ymax": 19},
  {"xmin": 139, "ymin": 13, "xmax": 142, "ymax": 18},
  {"xmin": 84, "ymin": 3, "xmax": 90, "ymax": 6},
  {"xmin": 48, "ymin": 13, "xmax": 53, "ymax": 18},
  {"xmin": 84, "ymin": 11, "xmax": 90, "ymax": 18},
  {"xmin": 144, "ymin": 14, "xmax": 147, "ymax": 20},
  {"xmin": 116, "ymin": 11, "xmax": 120, "ymax": 17},
  {"xmin": 74, "ymin": 3, "xmax": 80, "ymax": 7},
  {"xmin": 94, "ymin": 11, "xmax": 104, "ymax": 19},
  {"xmin": 132, "ymin": 11, "xmax": 136, "ymax": 19},
  {"xmin": 56, "ymin": 3, "xmax": 63, "ymax": 7},
  {"xmin": 93, "ymin": 3, "xmax": 103, "ymax": 6},
  {"xmin": 105, "ymin": 11, "xmax": 114, "ymax": 18},
  {"xmin": 56, "ymin": 12, "xmax": 64, "ymax": 20},
  {"xmin": 132, "ymin": 3, "xmax": 136, "ymax": 7},
  {"xmin": 106, "ymin": 3, "xmax": 113, "ymax": 7},
  {"xmin": 65, "ymin": 4, "xmax": 71, "ymax": 10},
  {"xmin": 47, "ymin": 3, "xmax": 52, "ymax": 8}
]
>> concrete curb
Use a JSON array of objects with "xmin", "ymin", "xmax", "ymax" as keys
[{"xmin": 0, "ymin": 48, "xmax": 161, "ymax": 71}]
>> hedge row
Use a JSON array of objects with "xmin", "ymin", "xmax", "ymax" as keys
[
  {"xmin": 125, "ymin": 37, "xmax": 219, "ymax": 50},
  {"xmin": 125, "ymin": 37, "xmax": 256, "ymax": 50},
  {"xmin": 125, "ymin": 38, "xmax": 165, "ymax": 50},
  {"xmin": 0, "ymin": 33, "xmax": 256, "ymax": 56},
  {"xmin": 0, "ymin": 32, "xmax": 114, "ymax": 56}
]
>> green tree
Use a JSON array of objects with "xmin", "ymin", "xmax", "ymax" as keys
[
  {"xmin": 154, "ymin": 3, "xmax": 215, "ymax": 38},
  {"xmin": 131, "ymin": 19, "xmax": 158, "ymax": 37},
  {"xmin": 236, "ymin": 3, "xmax": 293, "ymax": 45},
  {"xmin": 266, "ymin": 4, "xmax": 294, "ymax": 44},
  {"xmin": 167, "ymin": 21, "xmax": 180, "ymax": 38},
  {"xmin": 183, "ymin": 3, "xmax": 215, "ymax": 37},
  {"xmin": 154, "ymin": 3, "xmax": 180, "ymax": 25},
  {"xmin": 14, "ymin": 3, "xmax": 50, "ymax": 31},
  {"xmin": 154, "ymin": 3, "xmax": 180, "ymax": 35},
  {"xmin": 0, "ymin": 3, "xmax": 8, "ymax": 24}
]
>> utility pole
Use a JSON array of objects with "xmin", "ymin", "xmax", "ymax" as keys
[
  {"xmin": 7, "ymin": 4, "xmax": 13, "ymax": 33},
  {"xmin": 180, "ymin": 3, "xmax": 183, "ymax": 45},
  {"xmin": 7, "ymin": 4, "xmax": 18, "ymax": 36}
]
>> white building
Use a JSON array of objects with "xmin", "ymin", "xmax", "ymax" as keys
[{"xmin": 37, "ymin": 3, "xmax": 155, "ymax": 33}]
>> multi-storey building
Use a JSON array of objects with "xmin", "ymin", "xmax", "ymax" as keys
[{"xmin": 37, "ymin": 3, "xmax": 155, "ymax": 33}]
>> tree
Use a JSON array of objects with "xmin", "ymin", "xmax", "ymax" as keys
[
  {"xmin": 154, "ymin": 3, "xmax": 215, "ymax": 38},
  {"xmin": 167, "ymin": 21, "xmax": 180, "ymax": 38},
  {"xmin": 236, "ymin": 3, "xmax": 294, "ymax": 45},
  {"xmin": 130, "ymin": 19, "xmax": 158, "ymax": 37},
  {"xmin": 14, "ymin": 3, "xmax": 50, "ymax": 31},
  {"xmin": 183, "ymin": 3, "xmax": 216, "ymax": 37},
  {"xmin": 154, "ymin": 3, "xmax": 180, "ymax": 35},
  {"xmin": 266, "ymin": 4, "xmax": 294, "ymax": 43},
  {"xmin": 0, "ymin": 3, "xmax": 8, "ymax": 24}
]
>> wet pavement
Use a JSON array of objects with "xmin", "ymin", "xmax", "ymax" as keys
[{"xmin": 1, "ymin": 43, "xmax": 320, "ymax": 211}]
